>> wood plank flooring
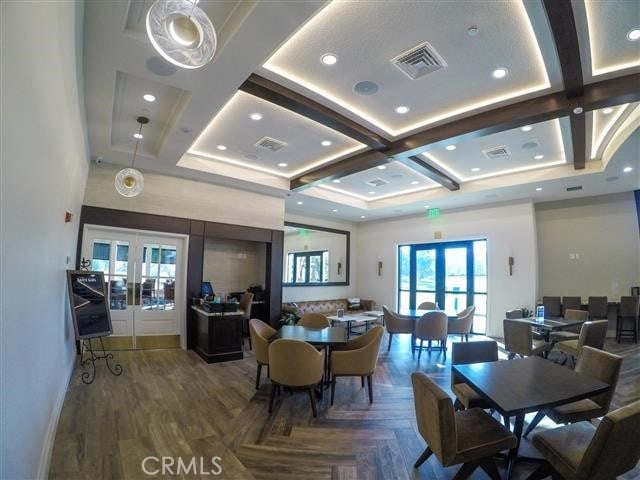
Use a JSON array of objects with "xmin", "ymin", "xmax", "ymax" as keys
[{"xmin": 49, "ymin": 334, "xmax": 640, "ymax": 479}]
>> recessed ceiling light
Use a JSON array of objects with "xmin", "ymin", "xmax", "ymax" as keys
[
  {"xmin": 573, "ymin": 107, "xmax": 583, "ymax": 115},
  {"xmin": 467, "ymin": 26, "xmax": 479, "ymax": 36},
  {"xmin": 143, "ymin": 93, "xmax": 156, "ymax": 102},
  {"xmin": 521, "ymin": 125, "xmax": 533, "ymax": 132},
  {"xmin": 216, "ymin": 144, "xmax": 227, "ymax": 151},
  {"xmin": 534, "ymin": 154, "xmax": 544, "ymax": 160},
  {"xmin": 536, "ymin": 187, "xmax": 543, "ymax": 191},
  {"xmin": 411, "ymin": 180, "xmax": 419, "ymax": 185},
  {"xmin": 377, "ymin": 165, "xmax": 386, "ymax": 170},
  {"xmin": 395, "ymin": 106, "xmax": 410, "ymax": 114},
  {"xmin": 321, "ymin": 53, "xmax": 337, "ymax": 65},
  {"xmin": 627, "ymin": 28, "xmax": 640, "ymax": 41},
  {"xmin": 332, "ymin": 179, "xmax": 341, "ymax": 183},
  {"xmin": 321, "ymin": 140, "xmax": 332, "ymax": 146},
  {"xmin": 360, "ymin": 215, "xmax": 366, "ymax": 219},
  {"xmin": 250, "ymin": 113, "xmax": 263, "ymax": 121},
  {"xmin": 368, "ymin": 191, "xmax": 376, "ymax": 195},
  {"xmin": 277, "ymin": 162, "xmax": 288, "ymax": 167},
  {"xmin": 492, "ymin": 68, "xmax": 508, "ymax": 79},
  {"xmin": 445, "ymin": 145, "xmax": 456, "ymax": 151},
  {"xmin": 602, "ymin": 107, "xmax": 614, "ymax": 115},
  {"xmin": 471, "ymin": 167, "xmax": 480, "ymax": 172},
  {"xmin": 133, "ymin": 133, "xmax": 143, "ymax": 139},
  {"xmin": 623, "ymin": 166, "xmax": 633, "ymax": 173},
  {"xmin": 296, "ymin": 201, "xmax": 303, "ymax": 205},
  {"xmin": 331, "ymin": 209, "xmax": 338, "ymax": 212}
]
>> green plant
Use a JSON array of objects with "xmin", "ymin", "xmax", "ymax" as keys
[
  {"xmin": 521, "ymin": 307, "xmax": 532, "ymax": 318},
  {"xmin": 280, "ymin": 311, "xmax": 300, "ymax": 326},
  {"xmin": 247, "ymin": 284, "xmax": 264, "ymax": 301}
]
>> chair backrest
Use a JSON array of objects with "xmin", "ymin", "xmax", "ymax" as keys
[
  {"xmin": 562, "ymin": 296, "xmax": 582, "ymax": 313},
  {"xmin": 505, "ymin": 309, "xmax": 524, "ymax": 319},
  {"xmin": 619, "ymin": 296, "xmax": 640, "ymax": 318},
  {"xmin": 239, "ymin": 292, "xmax": 254, "ymax": 319},
  {"xmin": 564, "ymin": 309, "xmax": 589, "ymax": 321},
  {"xmin": 298, "ymin": 312, "xmax": 331, "ymax": 328},
  {"xmin": 249, "ymin": 318, "xmax": 276, "ymax": 365},
  {"xmin": 588, "ymin": 296, "xmax": 608, "ymax": 318},
  {"xmin": 448, "ymin": 306, "xmax": 476, "ymax": 335},
  {"xmin": 382, "ymin": 305, "xmax": 414, "ymax": 334},
  {"xmin": 268, "ymin": 339, "xmax": 324, "ymax": 387},
  {"xmin": 337, "ymin": 326, "xmax": 384, "ymax": 374},
  {"xmin": 417, "ymin": 301, "xmax": 438, "ymax": 310},
  {"xmin": 411, "ymin": 372, "xmax": 457, "ymax": 466},
  {"xmin": 577, "ymin": 320, "xmax": 608, "ymax": 350},
  {"xmin": 415, "ymin": 311, "xmax": 449, "ymax": 341},
  {"xmin": 543, "ymin": 296, "xmax": 562, "ymax": 317},
  {"xmin": 503, "ymin": 319, "xmax": 533, "ymax": 356},
  {"xmin": 575, "ymin": 346, "xmax": 622, "ymax": 411},
  {"xmin": 451, "ymin": 340, "xmax": 498, "ymax": 386},
  {"xmin": 576, "ymin": 400, "xmax": 640, "ymax": 480}
]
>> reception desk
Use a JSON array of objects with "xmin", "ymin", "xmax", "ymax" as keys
[{"xmin": 192, "ymin": 306, "xmax": 244, "ymax": 363}]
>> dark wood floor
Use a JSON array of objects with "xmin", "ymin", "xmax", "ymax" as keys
[{"xmin": 50, "ymin": 333, "xmax": 640, "ymax": 479}]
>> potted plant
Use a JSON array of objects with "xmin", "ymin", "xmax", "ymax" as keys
[{"xmin": 247, "ymin": 284, "xmax": 264, "ymax": 302}]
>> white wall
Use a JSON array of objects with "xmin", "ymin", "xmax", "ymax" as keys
[
  {"xmin": 536, "ymin": 192, "xmax": 640, "ymax": 300},
  {"xmin": 84, "ymin": 163, "xmax": 285, "ymax": 231},
  {"xmin": 356, "ymin": 202, "xmax": 539, "ymax": 337},
  {"xmin": 203, "ymin": 239, "xmax": 266, "ymax": 297},
  {"xmin": 283, "ymin": 214, "xmax": 358, "ymax": 303},
  {"xmin": 284, "ymin": 229, "xmax": 347, "ymax": 282},
  {"xmin": 1, "ymin": 2, "xmax": 90, "ymax": 478}
]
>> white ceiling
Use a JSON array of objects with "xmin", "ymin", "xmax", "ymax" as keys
[{"xmin": 82, "ymin": 0, "xmax": 639, "ymax": 225}]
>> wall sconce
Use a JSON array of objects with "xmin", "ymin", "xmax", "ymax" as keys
[
  {"xmin": 337, "ymin": 261, "xmax": 342, "ymax": 276},
  {"xmin": 508, "ymin": 256, "xmax": 514, "ymax": 276},
  {"xmin": 378, "ymin": 261, "xmax": 383, "ymax": 276}
]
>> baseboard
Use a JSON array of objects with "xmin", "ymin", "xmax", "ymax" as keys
[{"xmin": 37, "ymin": 355, "xmax": 75, "ymax": 479}]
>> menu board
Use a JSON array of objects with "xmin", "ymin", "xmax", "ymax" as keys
[{"xmin": 66, "ymin": 270, "xmax": 113, "ymax": 340}]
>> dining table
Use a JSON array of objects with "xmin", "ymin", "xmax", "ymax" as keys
[
  {"xmin": 508, "ymin": 316, "xmax": 588, "ymax": 342},
  {"xmin": 453, "ymin": 356, "xmax": 610, "ymax": 480}
]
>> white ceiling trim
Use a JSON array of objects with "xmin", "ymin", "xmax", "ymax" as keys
[
  {"xmin": 591, "ymin": 104, "xmax": 631, "ymax": 160},
  {"xmin": 601, "ymin": 105, "xmax": 640, "ymax": 169},
  {"xmin": 319, "ymin": 182, "xmax": 440, "ymax": 202}
]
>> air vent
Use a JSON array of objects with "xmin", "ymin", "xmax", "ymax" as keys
[
  {"xmin": 391, "ymin": 42, "xmax": 447, "ymax": 80},
  {"xmin": 366, "ymin": 178, "xmax": 389, "ymax": 187},
  {"xmin": 254, "ymin": 136, "xmax": 287, "ymax": 152},
  {"xmin": 482, "ymin": 146, "xmax": 511, "ymax": 160},
  {"xmin": 566, "ymin": 185, "xmax": 583, "ymax": 192}
]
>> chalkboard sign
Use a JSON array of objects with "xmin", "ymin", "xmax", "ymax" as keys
[{"xmin": 66, "ymin": 270, "xmax": 113, "ymax": 340}]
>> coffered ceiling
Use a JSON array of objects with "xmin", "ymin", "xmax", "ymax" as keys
[{"xmin": 83, "ymin": 0, "xmax": 639, "ymax": 223}]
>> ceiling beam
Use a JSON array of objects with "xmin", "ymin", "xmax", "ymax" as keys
[
  {"xmin": 542, "ymin": 0, "xmax": 584, "ymax": 98},
  {"xmin": 239, "ymin": 74, "xmax": 387, "ymax": 150},
  {"xmin": 400, "ymin": 156, "xmax": 460, "ymax": 191},
  {"xmin": 571, "ymin": 114, "xmax": 586, "ymax": 170}
]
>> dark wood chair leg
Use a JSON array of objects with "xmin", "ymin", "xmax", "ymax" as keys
[
  {"xmin": 366, "ymin": 375, "xmax": 373, "ymax": 403},
  {"xmin": 465, "ymin": 334, "xmax": 469, "ymax": 342},
  {"xmin": 428, "ymin": 340, "xmax": 432, "ymax": 352},
  {"xmin": 361, "ymin": 376, "xmax": 365, "ymax": 388},
  {"xmin": 268, "ymin": 383, "xmax": 277, "ymax": 413},
  {"xmin": 452, "ymin": 461, "xmax": 480, "ymax": 480},
  {"xmin": 418, "ymin": 340, "xmax": 424, "ymax": 361},
  {"xmin": 255, "ymin": 364, "xmax": 262, "ymax": 390},
  {"xmin": 330, "ymin": 378, "xmax": 337, "ymax": 406},
  {"xmin": 413, "ymin": 447, "xmax": 433, "ymax": 468},
  {"xmin": 479, "ymin": 459, "xmax": 501, "ymax": 480},
  {"xmin": 523, "ymin": 411, "xmax": 546, "ymax": 437},
  {"xmin": 308, "ymin": 388, "xmax": 317, "ymax": 417},
  {"xmin": 387, "ymin": 333, "xmax": 393, "ymax": 352}
]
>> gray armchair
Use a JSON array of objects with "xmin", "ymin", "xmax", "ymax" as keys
[{"xmin": 448, "ymin": 306, "xmax": 475, "ymax": 342}]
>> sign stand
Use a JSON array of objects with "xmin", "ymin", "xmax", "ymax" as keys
[{"xmin": 79, "ymin": 336, "xmax": 123, "ymax": 384}]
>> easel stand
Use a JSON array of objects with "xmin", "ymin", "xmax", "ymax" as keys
[{"xmin": 80, "ymin": 336, "xmax": 123, "ymax": 384}]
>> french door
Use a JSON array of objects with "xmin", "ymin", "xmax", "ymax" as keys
[
  {"xmin": 81, "ymin": 225, "xmax": 186, "ymax": 349},
  {"xmin": 398, "ymin": 240, "xmax": 487, "ymax": 334}
]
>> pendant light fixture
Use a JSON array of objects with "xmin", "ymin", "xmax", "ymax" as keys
[
  {"xmin": 146, "ymin": 0, "xmax": 217, "ymax": 70},
  {"xmin": 115, "ymin": 116, "xmax": 148, "ymax": 198}
]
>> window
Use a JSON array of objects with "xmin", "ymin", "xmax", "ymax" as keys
[{"xmin": 286, "ymin": 250, "xmax": 329, "ymax": 284}]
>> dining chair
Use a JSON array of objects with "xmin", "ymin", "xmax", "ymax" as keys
[
  {"xmin": 503, "ymin": 319, "xmax": 549, "ymax": 359},
  {"xmin": 417, "ymin": 301, "xmax": 438, "ymax": 310},
  {"xmin": 451, "ymin": 341, "xmax": 498, "ymax": 411},
  {"xmin": 523, "ymin": 346, "xmax": 622, "ymax": 438},
  {"xmin": 562, "ymin": 296, "xmax": 582, "ymax": 313},
  {"xmin": 553, "ymin": 320, "xmax": 608, "ymax": 364},
  {"xmin": 330, "ymin": 326, "xmax": 384, "ymax": 405},
  {"xmin": 447, "ymin": 306, "xmax": 475, "ymax": 342},
  {"xmin": 549, "ymin": 308, "xmax": 589, "ymax": 343},
  {"xmin": 616, "ymin": 295, "xmax": 640, "ymax": 343},
  {"xmin": 414, "ymin": 311, "xmax": 449, "ymax": 360},
  {"xmin": 239, "ymin": 292, "xmax": 254, "ymax": 348},
  {"xmin": 543, "ymin": 296, "xmax": 562, "ymax": 318},
  {"xmin": 505, "ymin": 309, "xmax": 523, "ymax": 319},
  {"xmin": 588, "ymin": 296, "xmax": 609, "ymax": 320},
  {"xmin": 298, "ymin": 312, "xmax": 331, "ymax": 328},
  {"xmin": 268, "ymin": 339, "xmax": 324, "ymax": 417},
  {"xmin": 382, "ymin": 305, "xmax": 414, "ymax": 352},
  {"xmin": 411, "ymin": 372, "xmax": 516, "ymax": 479},
  {"xmin": 527, "ymin": 400, "xmax": 640, "ymax": 480},
  {"xmin": 248, "ymin": 318, "xmax": 277, "ymax": 389}
]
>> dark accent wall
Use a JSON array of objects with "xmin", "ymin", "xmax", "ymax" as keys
[{"xmin": 77, "ymin": 206, "xmax": 284, "ymax": 348}]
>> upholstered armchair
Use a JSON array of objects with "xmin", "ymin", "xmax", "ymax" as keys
[
  {"xmin": 382, "ymin": 305, "xmax": 414, "ymax": 352},
  {"xmin": 330, "ymin": 326, "xmax": 384, "ymax": 405},
  {"xmin": 448, "ymin": 306, "xmax": 476, "ymax": 342},
  {"xmin": 414, "ymin": 311, "xmax": 449, "ymax": 360},
  {"xmin": 418, "ymin": 301, "xmax": 438, "ymax": 310},
  {"xmin": 239, "ymin": 292, "xmax": 254, "ymax": 348},
  {"xmin": 543, "ymin": 296, "xmax": 562, "ymax": 318},
  {"xmin": 451, "ymin": 341, "xmax": 498, "ymax": 411},
  {"xmin": 503, "ymin": 319, "xmax": 549, "ymax": 359},
  {"xmin": 549, "ymin": 308, "xmax": 588, "ymax": 343},
  {"xmin": 248, "ymin": 318, "xmax": 276, "ymax": 389},
  {"xmin": 298, "ymin": 312, "xmax": 331, "ymax": 328},
  {"xmin": 554, "ymin": 320, "xmax": 608, "ymax": 364}
]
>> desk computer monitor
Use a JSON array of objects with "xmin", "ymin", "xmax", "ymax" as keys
[{"xmin": 200, "ymin": 282, "xmax": 214, "ymax": 298}]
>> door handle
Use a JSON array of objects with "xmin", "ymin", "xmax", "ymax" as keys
[
  {"xmin": 127, "ymin": 283, "xmax": 135, "ymax": 306},
  {"xmin": 135, "ymin": 282, "xmax": 141, "ymax": 305}
]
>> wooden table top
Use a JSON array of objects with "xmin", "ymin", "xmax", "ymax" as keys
[
  {"xmin": 273, "ymin": 325, "xmax": 348, "ymax": 345},
  {"xmin": 453, "ymin": 356, "xmax": 610, "ymax": 417},
  {"xmin": 508, "ymin": 317, "xmax": 587, "ymax": 330}
]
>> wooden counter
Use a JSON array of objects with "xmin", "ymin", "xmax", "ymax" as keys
[{"xmin": 192, "ymin": 306, "xmax": 245, "ymax": 363}]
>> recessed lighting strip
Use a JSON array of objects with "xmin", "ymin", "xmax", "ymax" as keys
[
  {"xmin": 320, "ymin": 183, "xmax": 438, "ymax": 202},
  {"xmin": 590, "ymin": 104, "xmax": 629, "ymax": 159}
]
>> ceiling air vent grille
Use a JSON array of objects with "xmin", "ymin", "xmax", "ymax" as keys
[
  {"xmin": 365, "ymin": 178, "xmax": 389, "ymax": 187},
  {"xmin": 254, "ymin": 136, "xmax": 288, "ymax": 152},
  {"xmin": 391, "ymin": 42, "xmax": 447, "ymax": 80},
  {"xmin": 566, "ymin": 185, "xmax": 583, "ymax": 192},
  {"xmin": 482, "ymin": 146, "xmax": 511, "ymax": 160}
]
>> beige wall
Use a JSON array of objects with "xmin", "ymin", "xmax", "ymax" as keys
[
  {"xmin": 536, "ymin": 192, "xmax": 640, "ymax": 301},
  {"xmin": 84, "ymin": 163, "xmax": 285, "ymax": 231},
  {"xmin": 203, "ymin": 239, "xmax": 266, "ymax": 297}
]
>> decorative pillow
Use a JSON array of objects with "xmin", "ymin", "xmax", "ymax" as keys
[{"xmin": 347, "ymin": 297, "xmax": 361, "ymax": 310}]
